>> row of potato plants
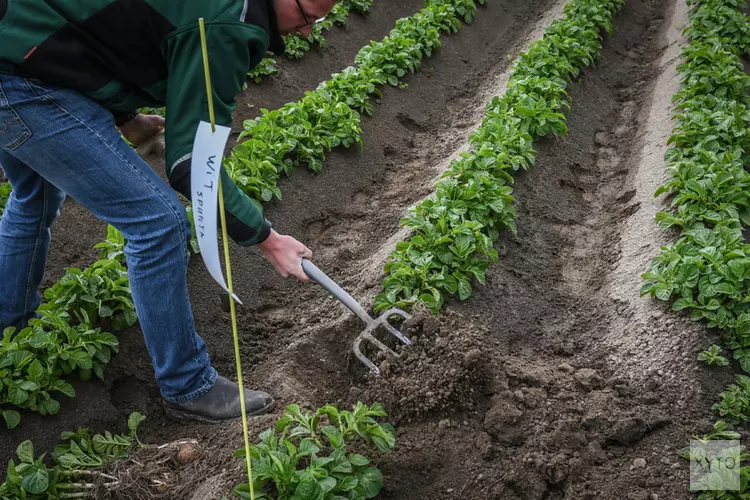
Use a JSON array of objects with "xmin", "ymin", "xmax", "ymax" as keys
[
  {"xmin": 224, "ymin": 0, "xmax": 484, "ymax": 205},
  {"xmin": 0, "ymin": 224, "xmax": 134, "ymax": 430},
  {"xmin": 0, "ymin": 401, "xmax": 396, "ymax": 500},
  {"xmin": 0, "ymin": 413, "xmax": 144, "ymax": 499},
  {"xmin": 638, "ymin": 0, "xmax": 750, "ymax": 427},
  {"xmin": 637, "ymin": 1, "xmax": 750, "ymax": 495},
  {"xmin": 371, "ymin": 0, "xmax": 626, "ymax": 314}
]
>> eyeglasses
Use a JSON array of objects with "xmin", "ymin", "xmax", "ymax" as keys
[{"xmin": 295, "ymin": 0, "xmax": 326, "ymax": 29}]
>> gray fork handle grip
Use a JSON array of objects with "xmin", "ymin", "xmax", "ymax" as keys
[{"xmin": 302, "ymin": 259, "xmax": 372, "ymax": 324}]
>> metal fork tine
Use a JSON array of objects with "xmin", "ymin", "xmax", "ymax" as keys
[
  {"xmin": 300, "ymin": 259, "xmax": 415, "ymax": 376},
  {"xmin": 353, "ymin": 337, "xmax": 381, "ymax": 375},
  {"xmin": 382, "ymin": 322, "xmax": 412, "ymax": 345},
  {"xmin": 365, "ymin": 333, "xmax": 398, "ymax": 358},
  {"xmin": 379, "ymin": 308, "xmax": 413, "ymax": 345}
]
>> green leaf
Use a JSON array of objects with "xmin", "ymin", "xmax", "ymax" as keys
[
  {"xmin": 17, "ymin": 441, "xmax": 34, "ymax": 464},
  {"xmin": 6, "ymin": 460, "xmax": 21, "ymax": 485},
  {"xmin": 363, "ymin": 403, "xmax": 385, "ymax": 417},
  {"xmin": 458, "ymin": 279, "xmax": 472, "ymax": 301},
  {"xmin": 99, "ymin": 304, "xmax": 114, "ymax": 318},
  {"xmin": 299, "ymin": 438, "xmax": 320, "ymax": 456},
  {"xmin": 655, "ymin": 287, "xmax": 672, "ymax": 301},
  {"xmin": 27, "ymin": 360, "xmax": 45, "ymax": 382},
  {"xmin": 53, "ymin": 382, "xmax": 76, "ymax": 398},
  {"xmin": 21, "ymin": 465, "xmax": 49, "ymax": 494},
  {"xmin": 124, "ymin": 309, "xmax": 138, "ymax": 326},
  {"xmin": 70, "ymin": 350, "xmax": 93, "ymax": 370},
  {"xmin": 739, "ymin": 354, "xmax": 750, "ymax": 375},
  {"xmin": 2, "ymin": 410, "xmax": 20, "ymax": 429},
  {"xmin": 128, "ymin": 412, "xmax": 145, "ymax": 435},
  {"xmin": 338, "ymin": 475, "xmax": 359, "ymax": 491},
  {"xmin": 672, "ymin": 298, "xmax": 694, "ymax": 311},
  {"xmin": 348, "ymin": 454, "xmax": 369, "ymax": 467},
  {"xmin": 41, "ymin": 397, "xmax": 60, "ymax": 415},
  {"xmin": 358, "ymin": 467, "xmax": 384, "ymax": 498},
  {"xmin": 93, "ymin": 363, "xmax": 105, "ymax": 381},
  {"xmin": 316, "ymin": 403, "xmax": 340, "ymax": 424},
  {"xmin": 293, "ymin": 478, "xmax": 324, "ymax": 500},
  {"xmin": 8, "ymin": 383, "xmax": 29, "ymax": 405},
  {"xmin": 367, "ymin": 424, "xmax": 396, "ymax": 452},
  {"xmin": 16, "ymin": 380, "xmax": 38, "ymax": 392},
  {"xmin": 322, "ymin": 426, "xmax": 344, "ymax": 449},
  {"xmin": 319, "ymin": 476, "xmax": 337, "ymax": 493},
  {"xmin": 331, "ymin": 455, "xmax": 353, "ymax": 474}
]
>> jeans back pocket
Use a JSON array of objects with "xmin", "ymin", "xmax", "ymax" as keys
[{"xmin": 0, "ymin": 79, "xmax": 31, "ymax": 151}]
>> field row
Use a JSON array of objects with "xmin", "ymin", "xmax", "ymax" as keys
[
  {"xmin": 374, "ymin": 0, "xmax": 625, "ymax": 313},
  {"xmin": 638, "ymin": 0, "xmax": 750, "ymax": 494},
  {"xmin": 639, "ymin": 0, "xmax": 750, "ymax": 419}
]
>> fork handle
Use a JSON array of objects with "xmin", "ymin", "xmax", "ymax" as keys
[{"xmin": 301, "ymin": 259, "xmax": 372, "ymax": 324}]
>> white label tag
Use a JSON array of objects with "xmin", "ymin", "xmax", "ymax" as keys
[{"xmin": 190, "ymin": 121, "xmax": 242, "ymax": 304}]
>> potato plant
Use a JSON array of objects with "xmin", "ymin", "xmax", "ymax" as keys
[
  {"xmin": 93, "ymin": 224, "xmax": 126, "ymax": 263},
  {"xmin": 699, "ymin": 345, "xmax": 730, "ymax": 367},
  {"xmin": 233, "ymin": 402, "xmax": 396, "ymax": 500},
  {"xmin": 677, "ymin": 421, "xmax": 750, "ymax": 499},
  {"xmin": 282, "ymin": 0, "xmax": 373, "ymax": 59},
  {"xmin": 1, "ymin": 193, "xmax": 202, "ymax": 428},
  {"xmin": 0, "ymin": 325, "xmax": 76, "ymax": 430},
  {"xmin": 374, "ymin": 0, "xmax": 626, "ymax": 313},
  {"xmin": 0, "ymin": 315, "xmax": 120, "ymax": 429},
  {"xmin": 0, "ymin": 237, "xmax": 128, "ymax": 427},
  {"xmin": 0, "ymin": 413, "xmax": 144, "ymax": 499},
  {"xmin": 38, "ymin": 258, "xmax": 137, "ymax": 331}
]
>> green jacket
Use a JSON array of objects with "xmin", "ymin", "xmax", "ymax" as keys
[{"xmin": 0, "ymin": 0, "xmax": 285, "ymax": 245}]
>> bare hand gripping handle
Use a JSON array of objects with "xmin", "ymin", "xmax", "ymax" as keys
[{"xmin": 301, "ymin": 258, "xmax": 373, "ymax": 324}]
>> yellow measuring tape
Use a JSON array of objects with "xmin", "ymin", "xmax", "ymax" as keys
[{"xmin": 198, "ymin": 18, "xmax": 256, "ymax": 500}]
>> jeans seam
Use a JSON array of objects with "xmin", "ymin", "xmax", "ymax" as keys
[
  {"xmin": 0, "ymin": 80, "xmax": 32, "ymax": 150},
  {"xmin": 20, "ymin": 78, "xmax": 43, "ymax": 97},
  {"xmin": 21, "ymin": 181, "xmax": 48, "ymax": 319}
]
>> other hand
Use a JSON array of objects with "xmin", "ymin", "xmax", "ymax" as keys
[
  {"xmin": 257, "ymin": 230, "xmax": 312, "ymax": 282},
  {"xmin": 119, "ymin": 114, "xmax": 165, "ymax": 146}
]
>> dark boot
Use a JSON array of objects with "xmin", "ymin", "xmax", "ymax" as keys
[{"xmin": 164, "ymin": 375, "xmax": 274, "ymax": 423}]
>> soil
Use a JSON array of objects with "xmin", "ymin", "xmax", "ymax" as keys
[{"xmin": 1, "ymin": 0, "xmax": 742, "ymax": 499}]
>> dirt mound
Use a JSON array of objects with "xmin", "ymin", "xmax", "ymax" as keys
[{"xmin": 362, "ymin": 310, "xmax": 490, "ymax": 421}]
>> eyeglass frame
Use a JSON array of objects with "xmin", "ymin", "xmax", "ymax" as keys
[{"xmin": 294, "ymin": 0, "xmax": 326, "ymax": 29}]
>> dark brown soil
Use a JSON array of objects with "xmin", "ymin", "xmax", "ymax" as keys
[{"xmin": 1, "ymin": 0, "xmax": 736, "ymax": 499}]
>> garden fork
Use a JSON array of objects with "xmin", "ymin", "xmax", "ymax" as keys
[{"xmin": 302, "ymin": 259, "xmax": 412, "ymax": 376}]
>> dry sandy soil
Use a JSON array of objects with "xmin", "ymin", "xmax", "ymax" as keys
[{"xmin": 1, "ymin": 0, "xmax": 742, "ymax": 498}]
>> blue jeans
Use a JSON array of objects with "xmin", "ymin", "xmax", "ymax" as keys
[{"xmin": 0, "ymin": 74, "xmax": 217, "ymax": 403}]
